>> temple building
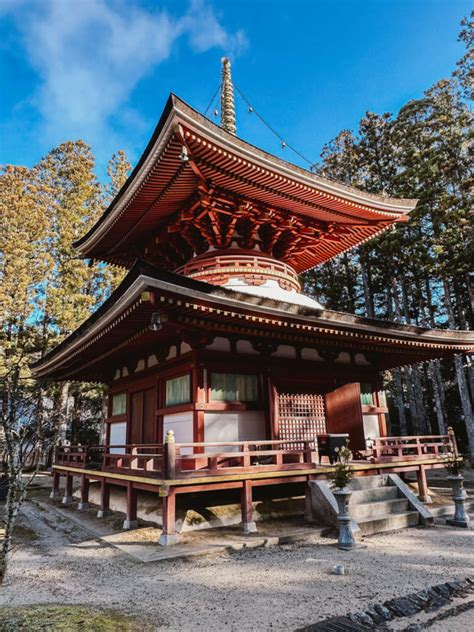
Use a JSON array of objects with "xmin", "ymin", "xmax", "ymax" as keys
[{"xmin": 34, "ymin": 60, "xmax": 473, "ymax": 544}]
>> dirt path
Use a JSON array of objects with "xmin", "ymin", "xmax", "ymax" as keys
[{"xmin": 1, "ymin": 499, "xmax": 473, "ymax": 631}]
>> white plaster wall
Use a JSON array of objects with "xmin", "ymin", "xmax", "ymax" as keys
[
  {"xmin": 204, "ymin": 411, "xmax": 266, "ymax": 452},
  {"xmin": 272, "ymin": 345, "xmax": 296, "ymax": 359},
  {"xmin": 109, "ymin": 422, "xmax": 127, "ymax": 454},
  {"xmin": 163, "ymin": 412, "xmax": 193, "ymax": 455},
  {"xmin": 354, "ymin": 353, "xmax": 371, "ymax": 366},
  {"xmin": 363, "ymin": 414, "xmax": 380, "ymax": 441},
  {"xmin": 301, "ymin": 348, "xmax": 324, "ymax": 362},
  {"xmin": 135, "ymin": 359, "xmax": 145, "ymax": 372},
  {"xmin": 236, "ymin": 340, "xmax": 259, "ymax": 355},
  {"xmin": 335, "ymin": 352, "xmax": 351, "ymax": 364},
  {"xmin": 147, "ymin": 354, "xmax": 158, "ymax": 367},
  {"xmin": 205, "ymin": 337, "xmax": 231, "ymax": 352}
]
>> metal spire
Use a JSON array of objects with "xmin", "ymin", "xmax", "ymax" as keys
[{"xmin": 220, "ymin": 57, "xmax": 236, "ymax": 135}]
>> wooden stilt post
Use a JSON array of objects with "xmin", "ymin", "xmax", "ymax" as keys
[
  {"xmin": 62, "ymin": 472, "xmax": 73, "ymax": 505},
  {"xmin": 50, "ymin": 470, "xmax": 61, "ymax": 499},
  {"xmin": 78, "ymin": 474, "xmax": 90, "ymax": 510},
  {"xmin": 305, "ymin": 475, "xmax": 317, "ymax": 522},
  {"xmin": 159, "ymin": 487, "xmax": 178, "ymax": 546},
  {"xmin": 241, "ymin": 479, "xmax": 256, "ymax": 533},
  {"xmin": 97, "ymin": 478, "xmax": 110, "ymax": 518},
  {"xmin": 123, "ymin": 481, "xmax": 138, "ymax": 530},
  {"xmin": 417, "ymin": 465, "xmax": 432, "ymax": 503}
]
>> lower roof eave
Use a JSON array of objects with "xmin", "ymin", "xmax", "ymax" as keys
[{"xmin": 31, "ymin": 262, "xmax": 474, "ymax": 380}]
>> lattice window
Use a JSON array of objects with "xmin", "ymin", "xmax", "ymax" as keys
[{"xmin": 278, "ymin": 393, "xmax": 327, "ymax": 448}]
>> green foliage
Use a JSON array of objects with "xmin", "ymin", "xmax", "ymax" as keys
[
  {"xmin": 0, "ymin": 605, "xmax": 147, "ymax": 632},
  {"xmin": 329, "ymin": 441, "xmax": 354, "ymax": 490},
  {"xmin": 304, "ymin": 13, "xmax": 473, "ymax": 451}
]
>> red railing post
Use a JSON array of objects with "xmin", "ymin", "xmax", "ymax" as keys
[
  {"xmin": 163, "ymin": 430, "xmax": 176, "ymax": 479},
  {"xmin": 242, "ymin": 442, "xmax": 251, "ymax": 467},
  {"xmin": 447, "ymin": 426, "xmax": 458, "ymax": 457}
]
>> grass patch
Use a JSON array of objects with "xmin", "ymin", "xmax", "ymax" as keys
[
  {"xmin": 0, "ymin": 605, "xmax": 148, "ymax": 631},
  {"xmin": 12, "ymin": 525, "xmax": 39, "ymax": 544}
]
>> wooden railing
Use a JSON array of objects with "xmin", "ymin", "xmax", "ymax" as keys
[
  {"xmin": 163, "ymin": 439, "xmax": 318, "ymax": 479},
  {"xmin": 54, "ymin": 439, "xmax": 318, "ymax": 479},
  {"xmin": 370, "ymin": 434, "xmax": 455, "ymax": 463},
  {"xmin": 55, "ymin": 445, "xmax": 105, "ymax": 468},
  {"xmin": 54, "ymin": 433, "xmax": 456, "ymax": 479},
  {"xmin": 103, "ymin": 444, "xmax": 163, "ymax": 475}
]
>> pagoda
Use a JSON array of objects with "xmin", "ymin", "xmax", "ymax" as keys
[{"xmin": 34, "ymin": 60, "xmax": 473, "ymax": 543}]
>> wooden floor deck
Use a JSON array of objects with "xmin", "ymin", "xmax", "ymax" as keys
[{"xmin": 50, "ymin": 434, "xmax": 455, "ymax": 544}]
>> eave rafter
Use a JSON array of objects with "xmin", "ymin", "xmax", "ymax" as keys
[{"xmin": 136, "ymin": 174, "xmax": 387, "ymax": 272}]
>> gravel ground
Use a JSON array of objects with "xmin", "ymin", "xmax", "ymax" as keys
[{"xmin": 1, "ymin": 499, "xmax": 473, "ymax": 631}]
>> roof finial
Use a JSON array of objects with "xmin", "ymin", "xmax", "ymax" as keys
[{"xmin": 220, "ymin": 57, "xmax": 236, "ymax": 135}]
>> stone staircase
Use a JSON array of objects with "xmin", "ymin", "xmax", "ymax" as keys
[
  {"xmin": 348, "ymin": 475, "xmax": 422, "ymax": 535},
  {"xmin": 307, "ymin": 473, "xmax": 433, "ymax": 535}
]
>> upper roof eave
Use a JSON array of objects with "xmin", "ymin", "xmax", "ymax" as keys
[{"xmin": 74, "ymin": 94, "xmax": 417, "ymax": 257}]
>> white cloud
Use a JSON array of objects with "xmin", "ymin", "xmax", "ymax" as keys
[{"xmin": 4, "ymin": 0, "xmax": 247, "ymax": 163}]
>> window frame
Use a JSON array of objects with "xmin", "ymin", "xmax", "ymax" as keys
[
  {"xmin": 110, "ymin": 392, "xmax": 127, "ymax": 418},
  {"xmin": 164, "ymin": 373, "xmax": 192, "ymax": 408},
  {"xmin": 209, "ymin": 371, "xmax": 260, "ymax": 404}
]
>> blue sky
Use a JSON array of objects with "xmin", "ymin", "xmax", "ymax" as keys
[{"xmin": 0, "ymin": 0, "xmax": 470, "ymax": 181}]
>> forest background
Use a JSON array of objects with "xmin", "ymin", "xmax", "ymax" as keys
[{"xmin": 1, "ymin": 13, "xmax": 473, "ymax": 455}]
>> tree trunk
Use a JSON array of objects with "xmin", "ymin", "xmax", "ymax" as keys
[
  {"xmin": 443, "ymin": 277, "xmax": 474, "ymax": 457},
  {"xmin": 360, "ymin": 254, "xmax": 374, "ymax": 318},
  {"xmin": 392, "ymin": 369, "xmax": 408, "ymax": 435}
]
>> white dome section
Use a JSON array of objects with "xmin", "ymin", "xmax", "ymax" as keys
[{"xmin": 223, "ymin": 278, "xmax": 324, "ymax": 310}]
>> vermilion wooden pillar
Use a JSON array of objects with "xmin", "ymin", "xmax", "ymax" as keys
[
  {"xmin": 50, "ymin": 470, "xmax": 61, "ymax": 499},
  {"xmin": 78, "ymin": 474, "xmax": 90, "ymax": 510},
  {"xmin": 417, "ymin": 465, "xmax": 432, "ymax": 503},
  {"xmin": 159, "ymin": 488, "xmax": 178, "ymax": 546},
  {"xmin": 241, "ymin": 480, "xmax": 256, "ymax": 533},
  {"xmin": 62, "ymin": 472, "xmax": 73, "ymax": 505},
  {"xmin": 97, "ymin": 478, "xmax": 111, "ymax": 518},
  {"xmin": 123, "ymin": 481, "xmax": 138, "ymax": 530}
]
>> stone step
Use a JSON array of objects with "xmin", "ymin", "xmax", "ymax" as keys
[
  {"xmin": 348, "ymin": 475, "xmax": 388, "ymax": 491},
  {"xmin": 350, "ymin": 486, "xmax": 399, "ymax": 503},
  {"xmin": 358, "ymin": 510, "xmax": 419, "ymax": 535},
  {"xmin": 350, "ymin": 498, "xmax": 410, "ymax": 521}
]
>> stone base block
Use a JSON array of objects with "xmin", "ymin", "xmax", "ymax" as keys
[
  {"xmin": 78, "ymin": 502, "xmax": 90, "ymax": 510},
  {"xmin": 62, "ymin": 495, "xmax": 72, "ymax": 506},
  {"xmin": 158, "ymin": 533, "xmax": 179, "ymax": 547},
  {"xmin": 419, "ymin": 495, "xmax": 433, "ymax": 504},
  {"xmin": 446, "ymin": 518, "xmax": 470, "ymax": 528},
  {"xmin": 50, "ymin": 490, "xmax": 60, "ymax": 499},
  {"xmin": 242, "ymin": 521, "xmax": 257, "ymax": 534},
  {"xmin": 97, "ymin": 509, "xmax": 111, "ymax": 519},
  {"xmin": 122, "ymin": 519, "xmax": 138, "ymax": 530}
]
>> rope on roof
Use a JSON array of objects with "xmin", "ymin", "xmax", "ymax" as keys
[{"xmin": 233, "ymin": 82, "xmax": 317, "ymax": 170}]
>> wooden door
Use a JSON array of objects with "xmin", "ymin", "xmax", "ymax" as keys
[
  {"xmin": 130, "ymin": 391, "xmax": 144, "ymax": 444},
  {"xmin": 325, "ymin": 383, "xmax": 365, "ymax": 451},
  {"xmin": 142, "ymin": 388, "xmax": 157, "ymax": 444}
]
